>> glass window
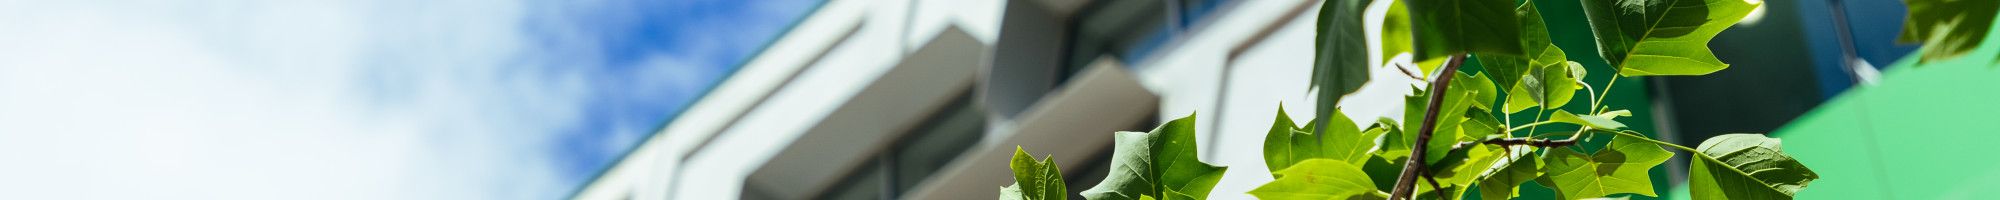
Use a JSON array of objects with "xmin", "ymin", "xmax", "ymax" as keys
[
  {"xmin": 891, "ymin": 95, "xmax": 989, "ymax": 191},
  {"xmin": 1061, "ymin": 0, "xmax": 1236, "ymax": 81},
  {"xmin": 816, "ymin": 161, "xmax": 887, "ymax": 200},
  {"xmin": 817, "ymin": 92, "xmax": 988, "ymax": 199}
]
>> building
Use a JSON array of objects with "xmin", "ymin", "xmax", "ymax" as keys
[
  {"xmin": 568, "ymin": 0, "xmax": 1943, "ymax": 199},
  {"xmin": 567, "ymin": 0, "xmax": 1384, "ymax": 199}
]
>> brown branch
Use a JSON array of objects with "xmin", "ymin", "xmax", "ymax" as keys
[
  {"xmin": 1452, "ymin": 137, "xmax": 1583, "ymax": 151},
  {"xmin": 1388, "ymin": 54, "xmax": 1466, "ymax": 199},
  {"xmin": 1422, "ymin": 169, "xmax": 1446, "ymax": 199},
  {"xmin": 1394, "ymin": 62, "xmax": 1424, "ymax": 80}
]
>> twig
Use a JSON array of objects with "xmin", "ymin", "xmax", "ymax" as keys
[
  {"xmin": 1388, "ymin": 54, "xmax": 1466, "ymax": 199},
  {"xmin": 1422, "ymin": 168, "xmax": 1446, "ymax": 199},
  {"xmin": 1395, "ymin": 62, "xmax": 1425, "ymax": 80},
  {"xmin": 1452, "ymin": 137, "xmax": 1582, "ymax": 151}
]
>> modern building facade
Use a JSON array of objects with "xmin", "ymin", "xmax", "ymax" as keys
[
  {"xmin": 568, "ymin": 0, "xmax": 1394, "ymax": 199},
  {"xmin": 568, "ymin": 0, "xmax": 1910, "ymax": 199}
]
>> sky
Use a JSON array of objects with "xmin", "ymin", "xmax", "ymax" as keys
[{"xmin": 0, "ymin": 0, "xmax": 818, "ymax": 199}]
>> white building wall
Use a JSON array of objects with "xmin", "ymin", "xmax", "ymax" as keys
[
  {"xmin": 577, "ymin": 0, "xmax": 1429, "ymax": 199},
  {"xmin": 576, "ymin": 0, "xmax": 1005, "ymax": 199},
  {"xmin": 667, "ymin": 0, "xmax": 1006, "ymax": 199}
]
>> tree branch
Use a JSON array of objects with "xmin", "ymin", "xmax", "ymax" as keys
[
  {"xmin": 1422, "ymin": 169, "xmax": 1446, "ymax": 199},
  {"xmin": 1388, "ymin": 54, "xmax": 1466, "ymax": 199},
  {"xmin": 1454, "ymin": 137, "xmax": 1582, "ymax": 150}
]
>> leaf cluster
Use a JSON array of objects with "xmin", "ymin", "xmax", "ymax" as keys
[
  {"xmin": 1001, "ymin": 115, "xmax": 1229, "ymax": 200},
  {"xmin": 983, "ymin": 0, "xmax": 2000, "ymax": 198},
  {"xmin": 1244, "ymin": 0, "xmax": 1820, "ymax": 199}
]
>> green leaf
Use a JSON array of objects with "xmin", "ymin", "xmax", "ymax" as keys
[
  {"xmin": 1407, "ymin": 0, "xmax": 1526, "ymax": 61},
  {"xmin": 1003, "ymin": 147, "xmax": 1067, "ymax": 200},
  {"xmin": 1264, "ymin": 105, "xmax": 1315, "ymax": 175},
  {"xmin": 1424, "ymin": 101, "xmax": 1472, "ymax": 164},
  {"xmin": 1579, "ymin": 0, "xmax": 1762, "ymax": 76},
  {"xmin": 1413, "ymin": 185, "xmax": 1462, "ymax": 200},
  {"xmin": 1688, "ymin": 134, "xmax": 1820, "ymax": 199},
  {"xmin": 1321, "ymin": 111, "xmax": 1380, "ymax": 166},
  {"xmin": 1481, "ymin": 1, "xmax": 1574, "ymax": 114},
  {"xmin": 1424, "ymin": 145, "xmax": 1477, "ymax": 184},
  {"xmin": 1405, "ymin": 141, "xmax": 1531, "ymax": 200},
  {"xmin": 1478, "ymin": 1, "xmax": 1565, "ymax": 92},
  {"xmin": 1248, "ymin": 159, "xmax": 1390, "ymax": 199},
  {"xmin": 1163, "ymin": 190, "xmax": 1198, "ymax": 200},
  {"xmin": 1413, "ymin": 56, "xmax": 1449, "ymax": 79},
  {"xmin": 1546, "ymin": 61, "xmax": 1583, "ymax": 108},
  {"xmin": 1395, "ymin": 87, "xmax": 1426, "ymax": 160},
  {"xmin": 1430, "ymin": 145, "xmax": 1530, "ymax": 199},
  {"xmin": 1899, "ymin": 0, "xmax": 1999, "ymax": 63},
  {"xmin": 1382, "ymin": 0, "xmax": 1413, "ymax": 64},
  {"xmin": 1408, "ymin": 72, "xmax": 1495, "ymax": 166},
  {"xmin": 1542, "ymin": 134, "xmax": 1672, "ymax": 199},
  {"xmin": 1383, "ymin": 113, "xmax": 1416, "ymax": 158},
  {"xmin": 1083, "ymin": 114, "xmax": 1229, "ymax": 200},
  {"xmin": 1478, "ymin": 147, "xmax": 1543, "ymax": 200},
  {"xmin": 1002, "ymin": 185, "xmax": 1027, "ymax": 200},
  {"xmin": 1477, "ymin": 55, "xmax": 1527, "ymax": 97},
  {"xmin": 1404, "ymin": 76, "xmax": 1480, "ymax": 164},
  {"xmin": 1466, "ymin": 73, "xmax": 1499, "ymax": 111},
  {"xmin": 1503, "ymin": 74, "xmax": 1543, "ymax": 113},
  {"xmin": 1360, "ymin": 153, "xmax": 1407, "ymax": 192},
  {"xmin": 1264, "ymin": 105, "xmax": 1379, "ymax": 176},
  {"xmin": 1509, "ymin": 61, "xmax": 1585, "ymax": 113},
  {"xmin": 1424, "ymin": 116, "xmax": 1495, "ymax": 180},
  {"xmin": 1459, "ymin": 108, "xmax": 1502, "ymax": 140},
  {"xmin": 1314, "ymin": 0, "xmax": 1374, "ymax": 133},
  {"xmin": 1549, "ymin": 110, "xmax": 1626, "ymax": 130},
  {"xmin": 1401, "ymin": 86, "xmax": 1429, "ymax": 144},
  {"xmin": 1596, "ymin": 110, "xmax": 1632, "ymax": 119},
  {"xmin": 1375, "ymin": 71, "xmax": 1508, "ymax": 199}
]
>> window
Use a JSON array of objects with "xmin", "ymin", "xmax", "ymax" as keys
[
  {"xmin": 816, "ymin": 93, "xmax": 987, "ymax": 200},
  {"xmin": 1061, "ymin": 0, "xmax": 1237, "ymax": 81}
]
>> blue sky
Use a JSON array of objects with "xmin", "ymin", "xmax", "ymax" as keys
[
  {"xmin": 521, "ymin": 0, "xmax": 822, "ymax": 190},
  {"xmin": 0, "ymin": 0, "xmax": 817, "ymax": 199}
]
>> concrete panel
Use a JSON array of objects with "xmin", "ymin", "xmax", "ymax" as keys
[{"xmin": 743, "ymin": 27, "xmax": 988, "ymax": 200}]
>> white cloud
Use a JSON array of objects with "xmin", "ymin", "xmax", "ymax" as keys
[{"xmin": 0, "ymin": 0, "xmax": 594, "ymax": 199}]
